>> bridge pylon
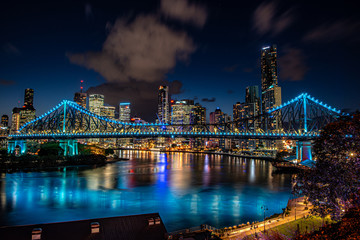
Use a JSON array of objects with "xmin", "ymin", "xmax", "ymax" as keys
[
  {"xmin": 8, "ymin": 140, "xmax": 27, "ymax": 155},
  {"xmin": 59, "ymin": 140, "xmax": 79, "ymax": 156},
  {"xmin": 296, "ymin": 141, "xmax": 312, "ymax": 161}
]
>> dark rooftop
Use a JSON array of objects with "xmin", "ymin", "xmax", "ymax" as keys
[{"xmin": 0, "ymin": 213, "xmax": 167, "ymax": 240}]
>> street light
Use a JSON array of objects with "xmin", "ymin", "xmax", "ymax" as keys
[
  {"xmin": 295, "ymin": 198, "xmax": 297, "ymax": 220},
  {"xmin": 261, "ymin": 205, "xmax": 268, "ymax": 233}
]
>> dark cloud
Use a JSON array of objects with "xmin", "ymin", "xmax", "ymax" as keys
[
  {"xmin": 160, "ymin": 0, "xmax": 207, "ymax": 27},
  {"xmin": 243, "ymin": 67, "xmax": 253, "ymax": 73},
  {"xmin": 87, "ymin": 80, "xmax": 182, "ymax": 121},
  {"xmin": 303, "ymin": 20, "xmax": 360, "ymax": 42},
  {"xmin": 278, "ymin": 47, "xmax": 308, "ymax": 81},
  {"xmin": 202, "ymin": 97, "xmax": 216, "ymax": 102},
  {"xmin": 68, "ymin": 15, "xmax": 195, "ymax": 83},
  {"xmin": 253, "ymin": 2, "xmax": 293, "ymax": 36},
  {"xmin": 0, "ymin": 79, "xmax": 16, "ymax": 86},
  {"xmin": 2, "ymin": 43, "xmax": 21, "ymax": 56},
  {"xmin": 223, "ymin": 64, "xmax": 239, "ymax": 73},
  {"xmin": 85, "ymin": 3, "xmax": 93, "ymax": 18},
  {"xmin": 68, "ymin": 12, "xmax": 197, "ymax": 121}
]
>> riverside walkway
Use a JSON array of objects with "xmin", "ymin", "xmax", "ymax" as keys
[{"xmin": 221, "ymin": 197, "xmax": 310, "ymax": 239}]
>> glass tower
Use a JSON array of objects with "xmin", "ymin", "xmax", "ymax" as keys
[{"xmin": 157, "ymin": 86, "xmax": 169, "ymax": 124}]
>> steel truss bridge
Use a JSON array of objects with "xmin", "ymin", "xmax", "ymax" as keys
[{"xmin": 7, "ymin": 93, "xmax": 347, "ymax": 158}]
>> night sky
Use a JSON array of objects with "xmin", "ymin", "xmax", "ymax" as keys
[{"xmin": 1, "ymin": 0, "xmax": 359, "ymax": 121}]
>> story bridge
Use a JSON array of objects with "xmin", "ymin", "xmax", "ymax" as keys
[{"xmin": 7, "ymin": 93, "xmax": 347, "ymax": 159}]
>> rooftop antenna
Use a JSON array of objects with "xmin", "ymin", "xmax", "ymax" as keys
[{"xmin": 80, "ymin": 80, "xmax": 84, "ymax": 93}]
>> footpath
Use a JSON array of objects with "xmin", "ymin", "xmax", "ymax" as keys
[{"xmin": 221, "ymin": 197, "xmax": 310, "ymax": 239}]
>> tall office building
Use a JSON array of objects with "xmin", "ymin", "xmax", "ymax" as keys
[
  {"xmin": 100, "ymin": 106, "xmax": 115, "ymax": 119},
  {"xmin": 261, "ymin": 45, "xmax": 278, "ymax": 92},
  {"xmin": 171, "ymin": 99, "xmax": 194, "ymax": 125},
  {"xmin": 24, "ymin": 88, "xmax": 34, "ymax": 109},
  {"xmin": 157, "ymin": 86, "xmax": 169, "ymax": 124},
  {"xmin": 119, "ymin": 103, "xmax": 131, "ymax": 122},
  {"xmin": 11, "ymin": 108, "xmax": 21, "ymax": 133},
  {"xmin": 261, "ymin": 45, "xmax": 282, "ymax": 113},
  {"xmin": 209, "ymin": 108, "xmax": 231, "ymax": 149},
  {"xmin": 11, "ymin": 89, "xmax": 36, "ymax": 133},
  {"xmin": 1, "ymin": 115, "xmax": 9, "ymax": 127},
  {"xmin": 74, "ymin": 80, "xmax": 87, "ymax": 108},
  {"xmin": 74, "ymin": 92, "xmax": 87, "ymax": 108},
  {"xmin": 193, "ymin": 103, "xmax": 206, "ymax": 124},
  {"xmin": 89, "ymin": 94, "xmax": 104, "ymax": 115},
  {"xmin": 209, "ymin": 108, "xmax": 223, "ymax": 125},
  {"xmin": 246, "ymin": 86, "xmax": 260, "ymax": 110},
  {"xmin": 233, "ymin": 102, "xmax": 242, "ymax": 124}
]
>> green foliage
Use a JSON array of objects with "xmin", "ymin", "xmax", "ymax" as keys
[
  {"xmin": 38, "ymin": 142, "xmax": 64, "ymax": 156},
  {"xmin": 27, "ymin": 141, "xmax": 40, "ymax": 154},
  {"xmin": 293, "ymin": 114, "xmax": 360, "ymax": 220},
  {"xmin": 105, "ymin": 148, "xmax": 114, "ymax": 156}
]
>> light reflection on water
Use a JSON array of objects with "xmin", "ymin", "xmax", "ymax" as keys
[{"xmin": 0, "ymin": 151, "xmax": 293, "ymax": 231}]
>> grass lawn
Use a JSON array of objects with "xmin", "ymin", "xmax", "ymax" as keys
[
  {"xmin": 266, "ymin": 216, "xmax": 335, "ymax": 239},
  {"xmin": 243, "ymin": 216, "xmax": 336, "ymax": 240}
]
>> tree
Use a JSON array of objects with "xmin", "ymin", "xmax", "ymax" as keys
[
  {"xmin": 38, "ymin": 142, "xmax": 64, "ymax": 156},
  {"xmin": 27, "ymin": 141, "xmax": 40, "ymax": 154},
  {"xmin": 292, "ymin": 114, "xmax": 360, "ymax": 220}
]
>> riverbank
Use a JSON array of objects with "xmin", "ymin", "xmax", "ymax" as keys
[{"xmin": 0, "ymin": 154, "xmax": 128, "ymax": 173}]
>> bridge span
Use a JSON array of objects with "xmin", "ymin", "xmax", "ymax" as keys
[{"xmin": 6, "ymin": 93, "xmax": 347, "ymax": 160}]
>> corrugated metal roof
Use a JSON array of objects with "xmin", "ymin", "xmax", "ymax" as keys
[{"xmin": 0, "ymin": 213, "xmax": 167, "ymax": 240}]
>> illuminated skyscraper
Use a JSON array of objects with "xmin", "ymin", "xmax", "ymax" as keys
[
  {"xmin": 74, "ymin": 80, "xmax": 87, "ymax": 108},
  {"xmin": 1, "ymin": 115, "xmax": 9, "ymax": 127},
  {"xmin": 261, "ymin": 45, "xmax": 278, "ymax": 92},
  {"xmin": 119, "ymin": 103, "xmax": 131, "ymax": 122},
  {"xmin": 261, "ymin": 45, "xmax": 281, "ymax": 113},
  {"xmin": 100, "ymin": 106, "xmax": 115, "ymax": 119},
  {"xmin": 11, "ymin": 108, "xmax": 21, "ymax": 133},
  {"xmin": 24, "ymin": 88, "xmax": 34, "ymax": 109},
  {"xmin": 171, "ymin": 99, "xmax": 194, "ymax": 125},
  {"xmin": 193, "ymin": 103, "xmax": 206, "ymax": 124},
  {"xmin": 11, "ymin": 89, "xmax": 36, "ymax": 133},
  {"xmin": 74, "ymin": 92, "xmax": 87, "ymax": 108},
  {"xmin": 261, "ymin": 45, "xmax": 282, "ymax": 132},
  {"xmin": 89, "ymin": 94, "xmax": 104, "ymax": 115},
  {"xmin": 157, "ymin": 86, "xmax": 169, "ymax": 124},
  {"xmin": 246, "ymin": 86, "xmax": 260, "ymax": 107}
]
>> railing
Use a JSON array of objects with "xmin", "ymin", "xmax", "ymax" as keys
[{"xmin": 169, "ymin": 224, "xmax": 217, "ymax": 235}]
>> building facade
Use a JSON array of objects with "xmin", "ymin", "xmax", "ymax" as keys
[
  {"xmin": 11, "ymin": 89, "xmax": 36, "ymax": 133},
  {"xmin": 74, "ymin": 92, "xmax": 87, "ymax": 108},
  {"xmin": 24, "ymin": 88, "xmax": 34, "ymax": 109},
  {"xmin": 171, "ymin": 99, "xmax": 195, "ymax": 125},
  {"xmin": 88, "ymin": 94, "xmax": 104, "ymax": 115},
  {"xmin": 193, "ymin": 103, "xmax": 206, "ymax": 125},
  {"xmin": 119, "ymin": 103, "xmax": 131, "ymax": 122},
  {"xmin": 157, "ymin": 86, "xmax": 169, "ymax": 124},
  {"xmin": 1, "ymin": 115, "xmax": 9, "ymax": 127},
  {"xmin": 261, "ymin": 45, "xmax": 282, "ymax": 131},
  {"xmin": 261, "ymin": 45, "xmax": 282, "ymax": 114}
]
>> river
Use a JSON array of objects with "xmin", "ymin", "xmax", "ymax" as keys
[{"xmin": 0, "ymin": 150, "xmax": 293, "ymax": 232}]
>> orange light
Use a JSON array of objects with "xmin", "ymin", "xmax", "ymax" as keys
[{"xmin": 81, "ymin": 80, "xmax": 83, "ymax": 83}]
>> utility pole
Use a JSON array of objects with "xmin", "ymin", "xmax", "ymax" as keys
[{"xmin": 261, "ymin": 205, "xmax": 268, "ymax": 233}]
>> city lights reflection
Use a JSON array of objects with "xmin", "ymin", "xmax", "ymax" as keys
[{"xmin": 0, "ymin": 151, "xmax": 292, "ymax": 231}]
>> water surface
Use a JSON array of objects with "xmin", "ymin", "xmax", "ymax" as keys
[{"xmin": 0, "ymin": 151, "xmax": 293, "ymax": 231}]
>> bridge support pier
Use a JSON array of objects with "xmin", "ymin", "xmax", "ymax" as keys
[
  {"xmin": 8, "ymin": 140, "xmax": 27, "ymax": 155},
  {"xmin": 296, "ymin": 141, "xmax": 312, "ymax": 161},
  {"xmin": 59, "ymin": 140, "xmax": 79, "ymax": 156}
]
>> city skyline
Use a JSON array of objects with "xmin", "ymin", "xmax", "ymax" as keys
[{"xmin": 1, "ymin": 0, "xmax": 360, "ymax": 121}]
